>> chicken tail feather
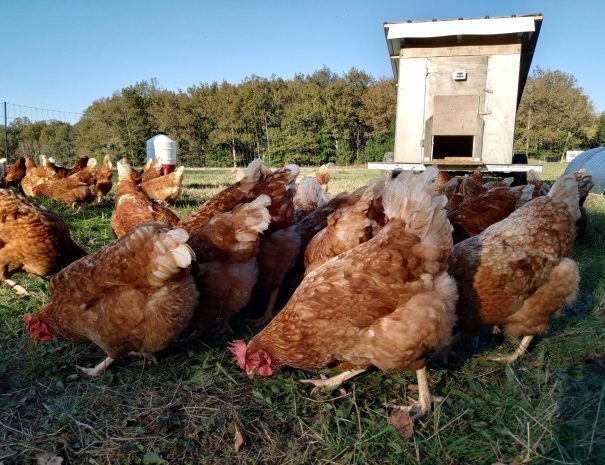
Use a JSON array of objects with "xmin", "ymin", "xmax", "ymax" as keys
[
  {"xmin": 153, "ymin": 227, "xmax": 195, "ymax": 277},
  {"xmin": 233, "ymin": 194, "xmax": 272, "ymax": 243},
  {"xmin": 383, "ymin": 167, "xmax": 451, "ymax": 246}
]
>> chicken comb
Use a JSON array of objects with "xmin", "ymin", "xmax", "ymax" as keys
[{"xmin": 228, "ymin": 340, "xmax": 248, "ymax": 370}]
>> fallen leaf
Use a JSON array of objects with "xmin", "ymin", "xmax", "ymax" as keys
[
  {"xmin": 388, "ymin": 407, "xmax": 414, "ymax": 438},
  {"xmin": 234, "ymin": 426, "xmax": 244, "ymax": 452},
  {"xmin": 36, "ymin": 452, "xmax": 63, "ymax": 465}
]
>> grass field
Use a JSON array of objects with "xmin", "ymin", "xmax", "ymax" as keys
[{"xmin": 1, "ymin": 164, "xmax": 604, "ymax": 465}]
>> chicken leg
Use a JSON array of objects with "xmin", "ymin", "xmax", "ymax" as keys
[
  {"xmin": 250, "ymin": 288, "xmax": 280, "ymax": 326},
  {"xmin": 392, "ymin": 367, "xmax": 434, "ymax": 420},
  {"xmin": 76, "ymin": 356, "xmax": 115, "ymax": 377},
  {"xmin": 300, "ymin": 369, "xmax": 367, "ymax": 392},
  {"xmin": 414, "ymin": 366, "xmax": 432, "ymax": 416},
  {"xmin": 484, "ymin": 335, "xmax": 534, "ymax": 364}
]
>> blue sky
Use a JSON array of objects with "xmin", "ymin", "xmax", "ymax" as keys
[{"xmin": 2, "ymin": 0, "xmax": 604, "ymax": 123}]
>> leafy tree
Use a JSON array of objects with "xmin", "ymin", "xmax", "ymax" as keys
[
  {"xmin": 74, "ymin": 79, "xmax": 157, "ymax": 165},
  {"xmin": 39, "ymin": 121, "xmax": 76, "ymax": 164},
  {"xmin": 595, "ymin": 113, "xmax": 605, "ymax": 147},
  {"xmin": 515, "ymin": 67, "xmax": 595, "ymax": 160}
]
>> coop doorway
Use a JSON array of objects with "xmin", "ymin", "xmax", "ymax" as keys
[{"xmin": 432, "ymin": 135, "xmax": 474, "ymax": 159}]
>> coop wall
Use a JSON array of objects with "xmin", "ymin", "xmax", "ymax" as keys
[
  {"xmin": 393, "ymin": 43, "xmax": 522, "ymax": 165},
  {"xmin": 480, "ymin": 53, "xmax": 521, "ymax": 164},
  {"xmin": 394, "ymin": 57, "xmax": 428, "ymax": 163}
]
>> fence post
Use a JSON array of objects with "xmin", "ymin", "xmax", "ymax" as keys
[{"xmin": 3, "ymin": 101, "xmax": 8, "ymax": 163}]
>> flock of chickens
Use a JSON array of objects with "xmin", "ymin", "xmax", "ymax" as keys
[{"xmin": 0, "ymin": 154, "xmax": 594, "ymax": 417}]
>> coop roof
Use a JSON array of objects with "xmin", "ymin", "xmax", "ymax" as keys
[
  {"xmin": 384, "ymin": 14, "xmax": 543, "ymax": 96},
  {"xmin": 564, "ymin": 147, "xmax": 605, "ymax": 194}
]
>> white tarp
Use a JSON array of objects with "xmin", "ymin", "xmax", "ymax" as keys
[{"xmin": 564, "ymin": 147, "xmax": 605, "ymax": 194}]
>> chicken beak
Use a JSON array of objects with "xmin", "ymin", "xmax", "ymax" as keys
[{"xmin": 246, "ymin": 369, "xmax": 255, "ymax": 379}]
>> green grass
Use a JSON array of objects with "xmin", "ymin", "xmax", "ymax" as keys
[{"xmin": 1, "ymin": 166, "xmax": 604, "ymax": 464}]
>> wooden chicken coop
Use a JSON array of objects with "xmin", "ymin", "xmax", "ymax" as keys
[{"xmin": 369, "ymin": 14, "xmax": 543, "ymax": 174}]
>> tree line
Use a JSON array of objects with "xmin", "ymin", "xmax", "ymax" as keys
[
  {"xmin": 2, "ymin": 68, "xmax": 395, "ymax": 167},
  {"xmin": 2, "ymin": 66, "xmax": 604, "ymax": 167}
]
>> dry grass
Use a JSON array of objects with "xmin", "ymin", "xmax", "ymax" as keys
[{"xmin": 1, "ymin": 164, "xmax": 604, "ymax": 464}]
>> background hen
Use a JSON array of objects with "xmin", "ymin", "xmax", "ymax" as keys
[
  {"xmin": 0, "ymin": 157, "xmax": 27, "ymax": 188},
  {"xmin": 95, "ymin": 155, "xmax": 114, "ymax": 201},
  {"xmin": 311, "ymin": 163, "xmax": 331, "ymax": 193},
  {"xmin": 449, "ymin": 173, "xmax": 581, "ymax": 362},
  {"xmin": 111, "ymin": 159, "xmax": 179, "ymax": 237},
  {"xmin": 187, "ymin": 195, "xmax": 271, "ymax": 335},
  {"xmin": 304, "ymin": 180, "xmax": 383, "ymax": 274},
  {"xmin": 293, "ymin": 176, "xmax": 329, "ymax": 222},
  {"xmin": 140, "ymin": 165, "xmax": 185, "ymax": 204},
  {"xmin": 0, "ymin": 189, "xmax": 85, "ymax": 296},
  {"xmin": 31, "ymin": 158, "xmax": 98, "ymax": 207},
  {"xmin": 447, "ymin": 184, "xmax": 534, "ymax": 244},
  {"xmin": 178, "ymin": 158, "xmax": 268, "ymax": 232}
]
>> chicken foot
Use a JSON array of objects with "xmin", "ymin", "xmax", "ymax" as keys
[
  {"xmin": 484, "ymin": 335, "xmax": 534, "ymax": 364},
  {"xmin": 128, "ymin": 351, "xmax": 157, "ymax": 364},
  {"xmin": 3, "ymin": 278, "xmax": 30, "ymax": 297},
  {"xmin": 76, "ymin": 356, "xmax": 115, "ymax": 377},
  {"xmin": 392, "ymin": 367, "xmax": 435, "ymax": 420},
  {"xmin": 300, "ymin": 369, "xmax": 367, "ymax": 392}
]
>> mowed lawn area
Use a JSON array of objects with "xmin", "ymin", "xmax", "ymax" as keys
[{"xmin": 1, "ymin": 163, "xmax": 604, "ymax": 465}]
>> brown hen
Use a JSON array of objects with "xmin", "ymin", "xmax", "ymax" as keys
[
  {"xmin": 20, "ymin": 158, "xmax": 65, "ymax": 197},
  {"xmin": 111, "ymin": 159, "xmax": 179, "ymax": 238},
  {"xmin": 140, "ymin": 165, "xmax": 185, "ymax": 204},
  {"xmin": 95, "ymin": 155, "xmax": 113, "ymax": 201},
  {"xmin": 251, "ymin": 188, "xmax": 361, "ymax": 325},
  {"xmin": 311, "ymin": 164, "xmax": 331, "ymax": 193},
  {"xmin": 141, "ymin": 158, "xmax": 162, "ymax": 183},
  {"xmin": 448, "ymin": 185, "xmax": 533, "ymax": 244},
  {"xmin": 247, "ymin": 164, "xmax": 299, "ymax": 232},
  {"xmin": 0, "ymin": 189, "xmax": 85, "ymax": 296},
  {"xmin": 178, "ymin": 159, "xmax": 269, "ymax": 233},
  {"xmin": 24, "ymin": 223, "xmax": 198, "ymax": 377},
  {"xmin": 449, "ymin": 173, "xmax": 580, "ymax": 363},
  {"xmin": 32, "ymin": 159, "xmax": 98, "ymax": 207},
  {"xmin": 293, "ymin": 176, "xmax": 329, "ymax": 222},
  {"xmin": 232, "ymin": 168, "xmax": 457, "ymax": 415},
  {"xmin": 304, "ymin": 181, "xmax": 384, "ymax": 274},
  {"xmin": 188, "ymin": 195, "xmax": 271, "ymax": 334},
  {"xmin": 1, "ymin": 157, "xmax": 27, "ymax": 187}
]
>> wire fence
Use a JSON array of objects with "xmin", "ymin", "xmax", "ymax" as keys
[
  {"xmin": 1, "ymin": 101, "xmax": 82, "ymax": 162},
  {"xmin": 2, "ymin": 101, "xmax": 82, "ymax": 125}
]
